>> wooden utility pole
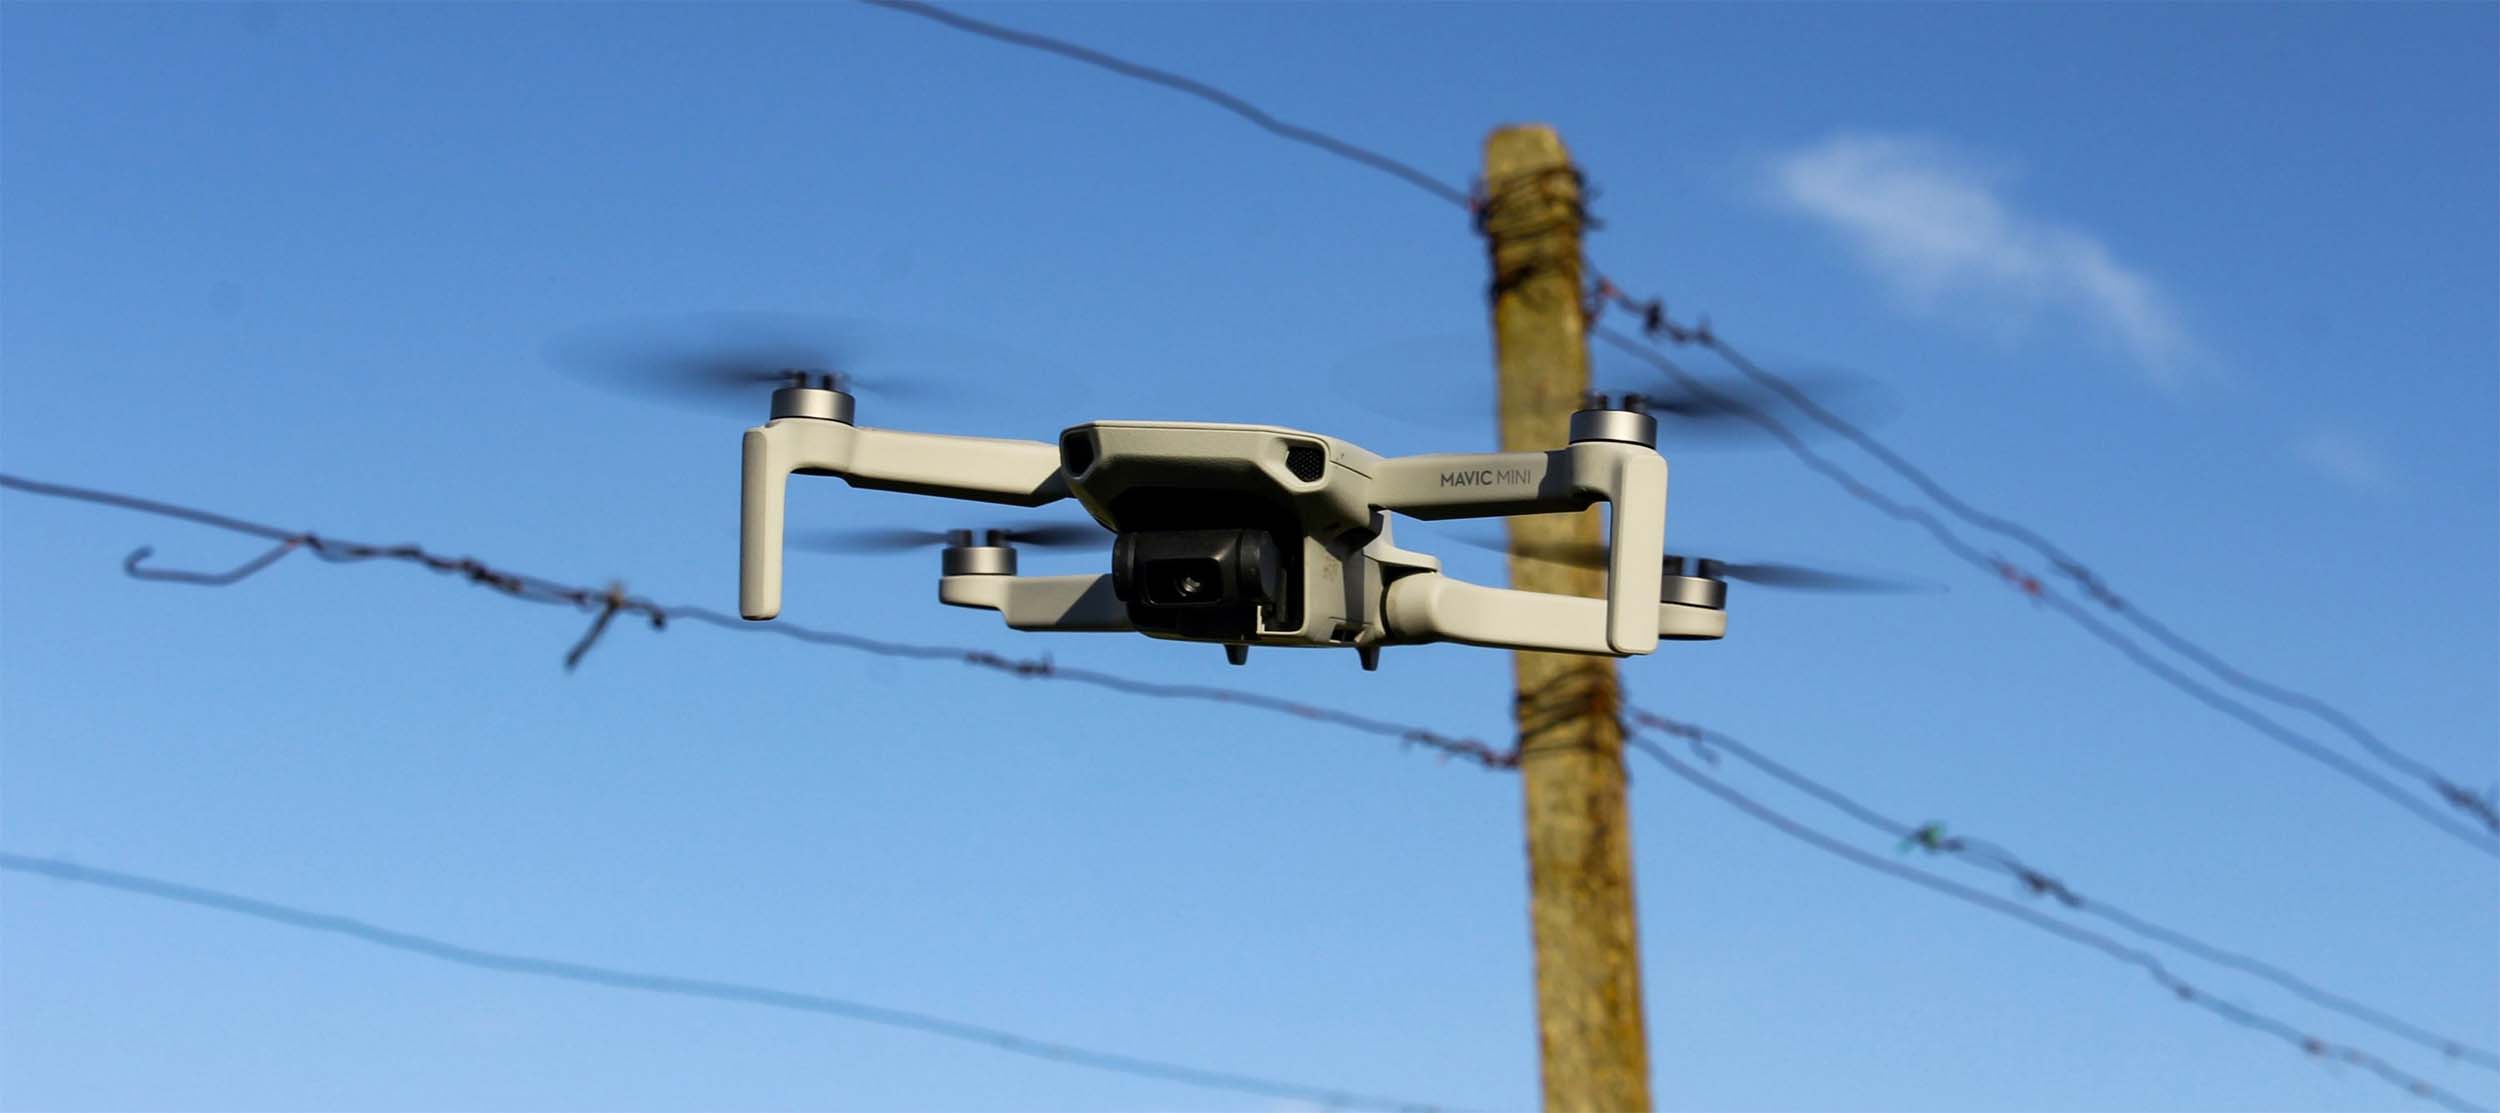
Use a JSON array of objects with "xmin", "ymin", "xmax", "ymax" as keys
[{"xmin": 1482, "ymin": 125, "xmax": 1652, "ymax": 1112}]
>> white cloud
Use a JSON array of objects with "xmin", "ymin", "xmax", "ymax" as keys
[
  {"xmin": 2293, "ymin": 429, "xmax": 2394, "ymax": 495},
  {"xmin": 1767, "ymin": 133, "xmax": 2199, "ymax": 389}
]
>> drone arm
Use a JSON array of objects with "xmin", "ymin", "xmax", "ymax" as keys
[
  {"xmin": 939, "ymin": 573, "xmax": 1132, "ymax": 632},
  {"xmin": 1382, "ymin": 572, "xmax": 1723, "ymax": 654},
  {"xmin": 1369, "ymin": 450, "xmax": 1586, "ymax": 519},
  {"xmin": 1383, "ymin": 573, "xmax": 1616, "ymax": 655},
  {"xmin": 740, "ymin": 419, "xmax": 1067, "ymax": 620},
  {"xmin": 840, "ymin": 426, "xmax": 1070, "ymax": 505},
  {"xmin": 1372, "ymin": 442, "xmax": 1666, "ymax": 655}
]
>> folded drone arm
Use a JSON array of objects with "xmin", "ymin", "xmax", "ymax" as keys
[
  {"xmin": 741, "ymin": 419, "xmax": 1068, "ymax": 620},
  {"xmin": 1383, "ymin": 573, "xmax": 1724, "ymax": 653},
  {"xmin": 1372, "ymin": 442, "xmax": 1666, "ymax": 655},
  {"xmin": 1370, "ymin": 449, "xmax": 1585, "ymax": 519},
  {"xmin": 939, "ymin": 573, "xmax": 1132, "ymax": 632}
]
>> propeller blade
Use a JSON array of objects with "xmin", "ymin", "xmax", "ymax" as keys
[
  {"xmin": 1330, "ymin": 331, "xmax": 1893, "ymax": 451},
  {"xmin": 1711, "ymin": 561, "xmax": 1936, "ymax": 594},
  {"xmin": 788, "ymin": 527, "xmax": 954, "ymax": 554},
  {"xmin": 1568, "ymin": 367, "xmax": 1884, "ymax": 429},
  {"xmin": 548, "ymin": 312, "xmax": 966, "ymax": 416},
  {"xmin": 999, "ymin": 522, "xmax": 1111, "ymax": 549},
  {"xmin": 790, "ymin": 518, "xmax": 1108, "ymax": 555},
  {"xmin": 1445, "ymin": 534, "xmax": 1934, "ymax": 594}
]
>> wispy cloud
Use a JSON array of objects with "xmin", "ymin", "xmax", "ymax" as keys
[
  {"xmin": 1767, "ymin": 133, "xmax": 2199, "ymax": 389},
  {"xmin": 2293, "ymin": 429, "xmax": 2394, "ymax": 495}
]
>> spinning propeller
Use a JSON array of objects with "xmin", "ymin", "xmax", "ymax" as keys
[
  {"xmin": 547, "ymin": 311, "xmax": 1042, "ymax": 417},
  {"xmin": 1456, "ymin": 535, "xmax": 1933, "ymax": 594},
  {"xmin": 1517, "ymin": 369, "xmax": 1883, "ymax": 435},
  {"xmin": 1335, "ymin": 332, "xmax": 1894, "ymax": 449},
  {"xmin": 793, "ymin": 520, "xmax": 1110, "ymax": 555}
]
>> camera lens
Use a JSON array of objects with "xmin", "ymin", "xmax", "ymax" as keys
[{"xmin": 1140, "ymin": 557, "xmax": 1226, "ymax": 607}]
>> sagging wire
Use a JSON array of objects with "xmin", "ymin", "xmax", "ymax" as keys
[
  {"xmin": 856, "ymin": 0, "xmax": 1472, "ymax": 209},
  {"xmin": 12, "ymin": 471, "xmax": 2487, "ymax": 1107},
  {"xmin": 860, "ymin": 0, "xmax": 2499, "ymax": 850},
  {"xmin": 1, "ymin": 473, "xmax": 1511, "ymax": 770},
  {"xmin": 1620, "ymin": 729, "xmax": 2489, "ymax": 1113},
  {"xmin": 1623, "ymin": 703, "xmax": 2500, "ymax": 1074},
  {"xmin": 0, "ymin": 852, "xmax": 1454, "ymax": 1112},
  {"xmin": 1584, "ymin": 332, "xmax": 2499, "ymax": 859},
  {"xmin": 1587, "ymin": 284, "xmax": 2500, "ymax": 842}
]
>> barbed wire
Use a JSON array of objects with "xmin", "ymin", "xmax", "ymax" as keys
[
  {"xmin": 0, "ymin": 474, "xmax": 1514, "ymax": 769},
  {"xmin": 14, "ymin": 8, "xmax": 2489, "ymax": 1104},
  {"xmin": 1622, "ymin": 703, "xmax": 2500, "ymax": 1072},
  {"xmin": 1619, "ymin": 733, "xmax": 2490, "ymax": 1113},
  {"xmin": 14, "ymin": 471, "xmax": 2491, "ymax": 1105},
  {"xmin": 857, "ymin": 0, "xmax": 1472, "ymax": 209},
  {"xmin": 0, "ymin": 852, "xmax": 1453, "ymax": 1111},
  {"xmin": 1590, "ymin": 289, "xmax": 2500, "ymax": 842},
  {"xmin": 1582, "ymin": 333, "xmax": 2500, "ymax": 858},
  {"xmin": 852, "ymin": 0, "xmax": 2497, "ymax": 850}
]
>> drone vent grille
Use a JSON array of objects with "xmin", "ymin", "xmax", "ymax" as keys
[{"xmin": 1285, "ymin": 444, "xmax": 1326, "ymax": 482}]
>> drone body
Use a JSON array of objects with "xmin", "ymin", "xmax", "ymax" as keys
[{"xmin": 740, "ymin": 380, "xmax": 1725, "ymax": 669}]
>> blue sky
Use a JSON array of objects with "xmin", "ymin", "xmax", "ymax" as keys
[{"xmin": 3, "ymin": 3, "xmax": 2493, "ymax": 1111}]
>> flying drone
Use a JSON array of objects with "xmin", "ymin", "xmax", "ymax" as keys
[{"xmin": 554, "ymin": 315, "xmax": 1909, "ymax": 671}]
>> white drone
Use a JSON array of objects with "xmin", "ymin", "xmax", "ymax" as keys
[{"xmin": 737, "ymin": 375, "xmax": 1727, "ymax": 670}]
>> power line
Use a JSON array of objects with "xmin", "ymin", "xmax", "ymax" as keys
[
  {"xmin": 857, "ymin": 0, "xmax": 1472, "ymax": 209},
  {"xmin": 851, "ymin": 0, "xmax": 2496, "ymax": 849},
  {"xmin": 1618, "ymin": 735, "xmax": 2490, "ymax": 1113},
  {"xmin": 13, "ymin": 470, "xmax": 2489, "ymax": 1106},
  {"xmin": 0, "ymin": 852, "xmax": 1452, "ymax": 1112},
  {"xmin": 13, "ymin": 7, "xmax": 2490, "ymax": 1097},
  {"xmin": 0, "ymin": 473, "xmax": 1514, "ymax": 770},
  {"xmin": 1584, "ymin": 332, "xmax": 2500, "ymax": 858},
  {"xmin": 1623, "ymin": 703, "xmax": 2500, "ymax": 1072},
  {"xmin": 1679, "ymin": 324, "xmax": 2498, "ymax": 841}
]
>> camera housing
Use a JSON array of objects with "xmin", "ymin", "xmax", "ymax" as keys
[
  {"xmin": 1059, "ymin": 421, "xmax": 1377, "ymax": 649},
  {"xmin": 1110, "ymin": 528, "xmax": 1287, "ymax": 639}
]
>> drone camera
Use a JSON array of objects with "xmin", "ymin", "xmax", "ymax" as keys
[{"xmin": 1112, "ymin": 528, "xmax": 1288, "ymax": 638}]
